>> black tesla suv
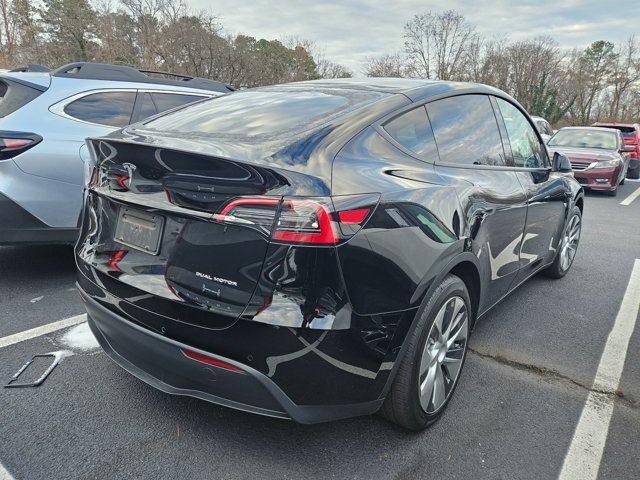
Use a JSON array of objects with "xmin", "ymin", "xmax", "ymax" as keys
[{"xmin": 76, "ymin": 78, "xmax": 583, "ymax": 430}]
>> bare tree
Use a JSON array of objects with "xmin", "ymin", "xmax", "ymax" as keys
[
  {"xmin": 403, "ymin": 10, "xmax": 477, "ymax": 80},
  {"xmin": 606, "ymin": 36, "xmax": 640, "ymax": 120},
  {"xmin": 362, "ymin": 53, "xmax": 404, "ymax": 77}
]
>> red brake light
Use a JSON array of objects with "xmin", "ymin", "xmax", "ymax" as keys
[
  {"xmin": 181, "ymin": 349, "xmax": 245, "ymax": 373},
  {"xmin": 219, "ymin": 197, "xmax": 280, "ymax": 216},
  {"xmin": 1, "ymin": 138, "xmax": 31, "ymax": 148},
  {"xmin": 216, "ymin": 195, "xmax": 377, "ymax": 245},
  {"xmin": 0, "ymin": 133, "xmax": 42, "ymax": 160},
  {"xmin": 273, "ymin": 200, "xmax": 338, "ymax": 245},
  {"xmin": 338, "ymin": 208, "xmax": 370, "ymax": 225}
]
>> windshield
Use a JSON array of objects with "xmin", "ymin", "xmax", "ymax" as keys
[
  {"xmin": 548, "ymin": 129, "xmax": 618, "ymax": 150},
  {"xmin": 144, "ymin": 88, "xmax": 387, "ymax": 140}
]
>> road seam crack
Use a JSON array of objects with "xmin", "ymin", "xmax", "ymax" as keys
[{"xmin": 468, "ymin": 347, "xmax": 639, "ymax": 410}]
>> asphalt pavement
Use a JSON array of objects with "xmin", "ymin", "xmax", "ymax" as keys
[{"xmin": 1, "ymin": 182, "xmax": 639, "ymax": 480}]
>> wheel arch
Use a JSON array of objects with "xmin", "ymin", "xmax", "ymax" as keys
[
  {"xmin": 575, "ymin": 194, "xmax": 584, "ymax": 214},
  {"xmin": 378, "ymin": 251, "xmax": 482, "ymax": 400}
]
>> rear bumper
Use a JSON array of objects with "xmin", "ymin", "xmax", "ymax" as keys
[
  {"xmin": 0, "ymin": 193, "xmax": 78, "ymax": 245},
  {"xmin": 573, "ymin": 166, "xmax": 621, "ymax": 191},
  {"xmin": 80, "ymin": 284, "xmax": 383, "ymax": 424}
]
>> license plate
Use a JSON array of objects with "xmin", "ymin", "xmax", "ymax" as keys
[{"xmin": 114, "ymin": 207, "xmax": 164, "ymax": 255}]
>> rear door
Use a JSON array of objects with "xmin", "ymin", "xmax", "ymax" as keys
[
  {"xmin": 427, "ymin": 94, "xmax": 528, "ymax": 312},
  {"xmin": 493, "ymin": 97, "xmax": 567, "ymax": 281}
]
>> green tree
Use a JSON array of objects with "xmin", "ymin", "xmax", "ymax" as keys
[
  {"xmin": 41, "ymin": 0, "xmax": 97, "ymax": 62},
  {"xmin": 530, "ymin": 72, "xmax": 575, "ymax": 123}
]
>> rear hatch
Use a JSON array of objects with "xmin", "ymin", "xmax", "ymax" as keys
[{"xmin": 78, "ymin": 139, "xmax": 300, "ymax": 329}]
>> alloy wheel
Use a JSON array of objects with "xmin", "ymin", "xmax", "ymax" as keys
[
  {"xmin": 560, "ymin": 214, "xmax": 581, "ymax": 272},
  {"xmin": 418, "ymin": 296, "xmax": 468, "ymax": 414}
]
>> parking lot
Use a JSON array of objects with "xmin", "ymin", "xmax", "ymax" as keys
[{"xmin": 0, "ymin": 183, "xmax": 639, "ymax": 480}]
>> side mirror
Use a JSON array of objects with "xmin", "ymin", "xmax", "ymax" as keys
[
  {"xmin": 621, "ymin": 144, "xmax": 635, "ymax": 153},
  {"xmin": 553, "ymin": 152, "xmax": 572, "ymax": 173}
]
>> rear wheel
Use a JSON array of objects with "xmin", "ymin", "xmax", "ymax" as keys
[
  {"xmin": 628, "ymin": 165, "xmax": 640, "ymax": 180},
  {"xmin": 380, "ymin": 275, "xmax": 470, "ymax": 431},
  {"xmin": 543, "ymin": 206, "xmax": 581, "ymax": 279}
]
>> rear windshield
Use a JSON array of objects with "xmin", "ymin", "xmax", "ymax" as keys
[
  {"xmin": 549, "ymin": 129, "xmax": 618, "ymax": 150},
  {"xmin": 0, "ymin": 78, "xmax": 44, "ymax": 118},
  {"xmin": 597, "ymin": 125, "xmax": 636, "ymax": 138},
  {"xmin": 144, "ymin": 88, "xmax": 387, "ymax": 140}
]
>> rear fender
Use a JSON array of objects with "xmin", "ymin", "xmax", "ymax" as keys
[{"xmin": 377, "ymin": 251, "xmax": 482, "ymax": 400}]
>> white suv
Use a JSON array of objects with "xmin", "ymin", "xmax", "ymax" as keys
[{"xmin": 0, "ymin": 62, "xmax": 231, "ymax": 245}]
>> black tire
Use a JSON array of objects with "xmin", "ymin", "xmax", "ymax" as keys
[
  {"xmin": 380, "ymin": 274, "xmax": 471, "ymax": 431},
  {"xmin": 543, "ymin": 205, "xmax": 581, "ymax": 279},
  {"xmin": 620, "ymin": 178, "xmax": 625, "ymax": 185},
  {"xmin": 606, "ymin": 188, "xmax": 618, "ymax": 197},
  {"xmin": 627, "ymin": 166, "xmax": 640, "ymax": 180}
]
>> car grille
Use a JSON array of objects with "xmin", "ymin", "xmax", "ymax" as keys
[{"xmin": 570, "ymin": 162, "xmax": 590, "ymax": 171}]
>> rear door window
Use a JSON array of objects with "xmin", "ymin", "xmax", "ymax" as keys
[
  {"xmin": 383, "ymin": 106, "xmax": 438, "ymax": 159},
  {"xmin": 496, "ymin": 98, "xmax": 546, "ymax": 168},
  {"xmin": 426, "ymin": 94, "xmax": 506, "ymax": 166},
  {"xmin": 0, "ymin": 78, "xmax": 45, "ymax": 118},
  {"xmin": 64, "ymin": 91, "xmax": 136, "ymax": 127}
]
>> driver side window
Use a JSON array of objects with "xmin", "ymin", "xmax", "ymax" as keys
[{"xmin": 496, "ymin": 98, "xmax": 546, "ymax": 168}]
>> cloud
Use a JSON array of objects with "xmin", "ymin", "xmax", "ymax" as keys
[{"xmin": 191, "ymin": 0, "xmax": 636, "ymax": 75}]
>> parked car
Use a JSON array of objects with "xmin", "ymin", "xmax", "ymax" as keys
[
  {"xmin": 592, "ymin": 122, "xmax": 640, "ymax": 179},
  {"xmin": 548, "ymin": 126, "xmax": 632, "ymax": 196},
  {"xmin": 531, "ymin": 115, "xmax": 554, "ymax": 143},
  {"xmin": 0, "ymin": 62, "xmax": 232, "ymax": 246},
  {"xmin": 76, "ymin": 78, "xmax": 583, "ymax": 430}
]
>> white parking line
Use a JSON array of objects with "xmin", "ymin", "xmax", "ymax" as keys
[
  {"xmin": 559, "ymin": 259, "xmax": 640, "ymax": 480},
  {"xmin": 620, "ymin": 185, "xmax": 640, "ymax": 205},
  {"xmin": 0, "ymin": 461, "xmax": 15, "ymax": 480},
  {"xmin": 0, "ymin": 314, "xmax": 86, "ymax": 349}
]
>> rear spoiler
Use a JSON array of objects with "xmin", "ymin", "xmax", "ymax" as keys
[{"xmin": 0, "ymin": 75, "xmax": 49, "ymax": 92}]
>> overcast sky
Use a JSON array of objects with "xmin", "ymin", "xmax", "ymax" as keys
[{"xmin": 190, "ymin": 0, "xmax": 633, "ymax": 75}]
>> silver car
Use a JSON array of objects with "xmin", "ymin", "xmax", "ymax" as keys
[
  {"xmin": 0, "ymin": 62, "xmax": 231, "ymax": 245},
  {"xmin": 531, "ymin": 115, "xmax": 554, "ymax": 144}
]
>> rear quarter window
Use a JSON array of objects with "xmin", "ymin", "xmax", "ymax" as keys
[
  {"xmin": 0, "ymin": 78, "xmax": 44, "ymax": 118},
  {"xmin": 64, "ymin": 91, "xmax": 136, "ymax": 127},
  {"xmin": 383, "ymin": 106, "xmax": 438, "ymax": 160}
]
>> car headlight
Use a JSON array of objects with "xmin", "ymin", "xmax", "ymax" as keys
[{"xmin": 592, "ymin": 159, "xmax": 621, "ymax": 168}]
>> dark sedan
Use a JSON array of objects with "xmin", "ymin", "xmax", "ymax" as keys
[
  {"xmin": 548, "ymin": 127, "xmax": 632, "ymax": 196},
  {"xmin": 76, "ymin": 78, "xmax": 583, "ymax": 430}
]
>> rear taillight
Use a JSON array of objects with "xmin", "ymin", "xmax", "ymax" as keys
[
  {"xmin": 0, "ymin": 132, "xmax": 42, "ymax": 160},
  {"xmin": 216, "ymin": 195, "xmax": 378, "ymax": 245},
  {"xmin": 273, "ymin": 199, "xmax": 338, "ymax": 244}
]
